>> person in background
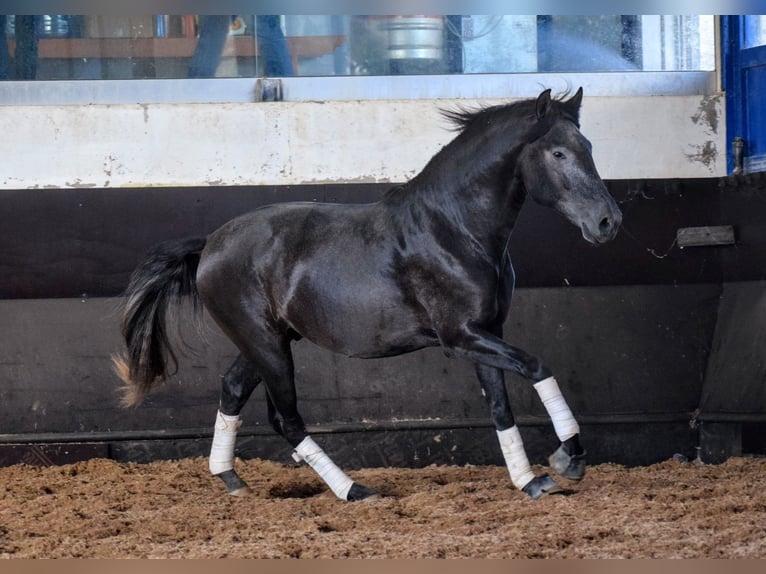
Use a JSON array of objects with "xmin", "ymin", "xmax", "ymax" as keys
[
  {"xmin": 188, "ymin": 15, "xmax": 294, "ymax": 78},
  {"xmin": 0, "ymin": 15, "xmax": 40, "ymax": 80}
]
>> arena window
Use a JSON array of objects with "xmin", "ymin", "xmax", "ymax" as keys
[{"xmin": 0, "ymin": 14, "xmax": 718, "ymax": 104}]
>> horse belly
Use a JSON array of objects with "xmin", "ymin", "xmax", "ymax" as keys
[
  {"xmin": 284, "ymin": 280, "xmax": 434, "ymax": 358},
  {"xmin": 345, "ymin": 307, "xmax": 436, "ymax": 358}
]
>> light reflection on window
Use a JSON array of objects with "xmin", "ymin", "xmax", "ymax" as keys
[{"xmin": 1, "ymin": 15, "xmax": 716, "ymax": 81}]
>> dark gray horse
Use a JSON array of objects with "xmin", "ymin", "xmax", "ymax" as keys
[{"xmin": 114, "ymin": 88, "xmax": 621, "ymax": 500}]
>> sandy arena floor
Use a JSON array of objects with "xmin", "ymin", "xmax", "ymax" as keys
[{"xmin": 1, "ymin": 456, "xmax": 765, "ymax": 558}]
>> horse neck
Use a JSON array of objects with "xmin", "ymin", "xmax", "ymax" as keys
[{"xmin": 408, "ymin": 121, "xmax": 532, "ymax": 256}]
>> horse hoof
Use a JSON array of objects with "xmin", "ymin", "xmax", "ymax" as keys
[
  {"xmin": 549, "ymin": 444, "xmax": 587, "ymax": 482},
  {"xmin": 228, "ymin": 485, "xmax": 253, "ymax": 497},
  {"xmin": 521, "ymin": 474, "xmax": 563, "ymax": 500},
  {"xmin": 347, "ymin": 482, "xmax": 380, "ymax": 501},
  {"xmin": 216, "ymin": 469, "xmax": 252, "ymax": 496}
]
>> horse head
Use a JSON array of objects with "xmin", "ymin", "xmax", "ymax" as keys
[{"xmin": 519, "ymin": 88, "xmax": 622, "ymax": 245}]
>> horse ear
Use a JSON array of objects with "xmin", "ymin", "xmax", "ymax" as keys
[
  {"xmin": 568, "ymin": 86, "xmax": 584, "ymax": 109},
  {"xmin": 536, "ymin": 89, "xmax": 553, "ymax": 120}
]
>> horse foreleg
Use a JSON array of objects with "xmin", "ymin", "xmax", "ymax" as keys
[
  {"xmin": 534, "ymin": 376, "xmax": 586, "ymax": 481},
  {"xmin": 446, "ymin": 327, "xmax": 586, "ymax": 485},
  {"xmin": 475, "ymin": 364, "xmax": 562, "ymax": 499},
  {"xmin": 209, "ymin": 354, "xmax": 261, "ymax": 496}
]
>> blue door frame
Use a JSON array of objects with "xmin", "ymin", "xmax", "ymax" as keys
[{"xmin": 722, "ymin": 15, "xmax": 766, "ymax": 174}]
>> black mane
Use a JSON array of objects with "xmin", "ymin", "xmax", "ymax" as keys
[
  {"xmin": 383, "ymin": 89, "xmax": 584, "ymax": 202},
  {"xmin": 440, "ymin": 91, "xmax": 581, "ymax": 132}
]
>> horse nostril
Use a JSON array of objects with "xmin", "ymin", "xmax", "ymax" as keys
[{"xmin": 599, "ymin": 217, "xmax": 611, "ymax": 233}]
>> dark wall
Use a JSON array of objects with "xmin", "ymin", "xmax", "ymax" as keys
[
  {"xmin": 702, "ymin": 281, "xmax": 766, "ymax": 417},
  {"xmin": 4, "ymin": 175, "xmax": 766, "ymax": 300},
  {"xmin": 2, "ymin": 174, "xmax": 766, "ymax": 468},
  {"xmin": 0, "ymin": 285, "xmax": 717, "ymax": 468}
]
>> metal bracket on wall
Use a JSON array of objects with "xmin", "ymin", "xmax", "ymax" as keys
[
  {"xmin": 255, "ymin": 78, "xmax": 284, "ymax": 102},
  {"xmin": 732, "ymin": 137, "xmax": 744, "ymax": 175},
  {"xmin": 676, "ymin": 225, "xmax": 736, "ymax": 248}
]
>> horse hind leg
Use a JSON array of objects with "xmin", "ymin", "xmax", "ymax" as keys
[
  {"xmin": 234, "ymin": 331, "xmax": 378, "ymax": 502},
  {"xmin": 209, "ymin": 354, "xmax": 262, "ymax": 496},
  {"xmin": 290, "ymin": 437, "xmax": 378, "ymax": 501},
  {"xmin": 267, "ymin": 361, "xmax": 378, "ymax": 501}
]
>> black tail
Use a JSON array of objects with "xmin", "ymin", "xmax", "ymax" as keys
[{"xmin": 112, "ymin": 237, "xmax": 207, "ymax": 407}]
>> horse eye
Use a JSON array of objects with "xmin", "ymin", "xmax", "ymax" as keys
[{"xmin": 552, "ymin": 151, "xmax": 566, "ymax": 159}]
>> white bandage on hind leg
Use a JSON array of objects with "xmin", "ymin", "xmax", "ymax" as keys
[
  {"xmin": 497, "ymin": 425, "xmax": 535, "ymax": 489},
  {"xmin": 292, "ymin": 436, "xmax": 354, "ymax": 501},
  {"xmin": 534, "ymin": 376, "xmax": 580, "ymax": 442},
  {"xmin": 209, "ymin": 410, "xmax": 242, "ymax": 475}
]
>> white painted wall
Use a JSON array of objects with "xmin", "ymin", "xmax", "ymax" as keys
[{"xmin": 0, "ymin": 94, "xmax": 725, "ymax": 190}]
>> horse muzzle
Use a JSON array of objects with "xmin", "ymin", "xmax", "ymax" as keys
[{"xmin": 580, "ymin": 203, "xmax": 622, "ymax": 245}]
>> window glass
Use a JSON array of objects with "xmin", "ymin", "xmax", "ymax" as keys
[
  {"xmin": 744, "ymin": 15, "xmax": 766, "ymax": 48},
  {"xmin": 1, "ymin": 14, "xmax": 716, "ymax": 81}
]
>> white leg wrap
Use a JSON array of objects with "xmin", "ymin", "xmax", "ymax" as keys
[
  {"xmin": 292, "ymin": 436, "xmax": 354, "ymax": 501},
  {"xmin": 209, "ymin": 410, "xmax": 241, "ymax": 475},
  {"xmin": 534, "ymin": 376, "xmax": 580, "ymax": 442},
  {"xmin": 497, "ymin": 425, "xmax": 535, "ymax": 490}
]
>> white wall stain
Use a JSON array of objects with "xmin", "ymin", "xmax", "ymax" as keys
[
  {"xmin": 686, "ymin": 140, "xmax": 719, "ymax": 170},
  {"xmin": 685, "ymin": 94, "xmax": 724, "ymax": 172},
  {"xmin": 691, "ymin": 94, "xmax": 721, "ymax": 134}
]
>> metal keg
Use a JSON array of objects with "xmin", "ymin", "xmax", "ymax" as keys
[
  {"xmin": 39, "ymin": 15, "xmax": 71, "ymax": 38},
  {"xmin": 7, "ymin": 15, "xmax": 73, "ymax": 37},
  {"xmin": 379, "ymin": 16, "xmax": 445, "ymax": 60}
]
